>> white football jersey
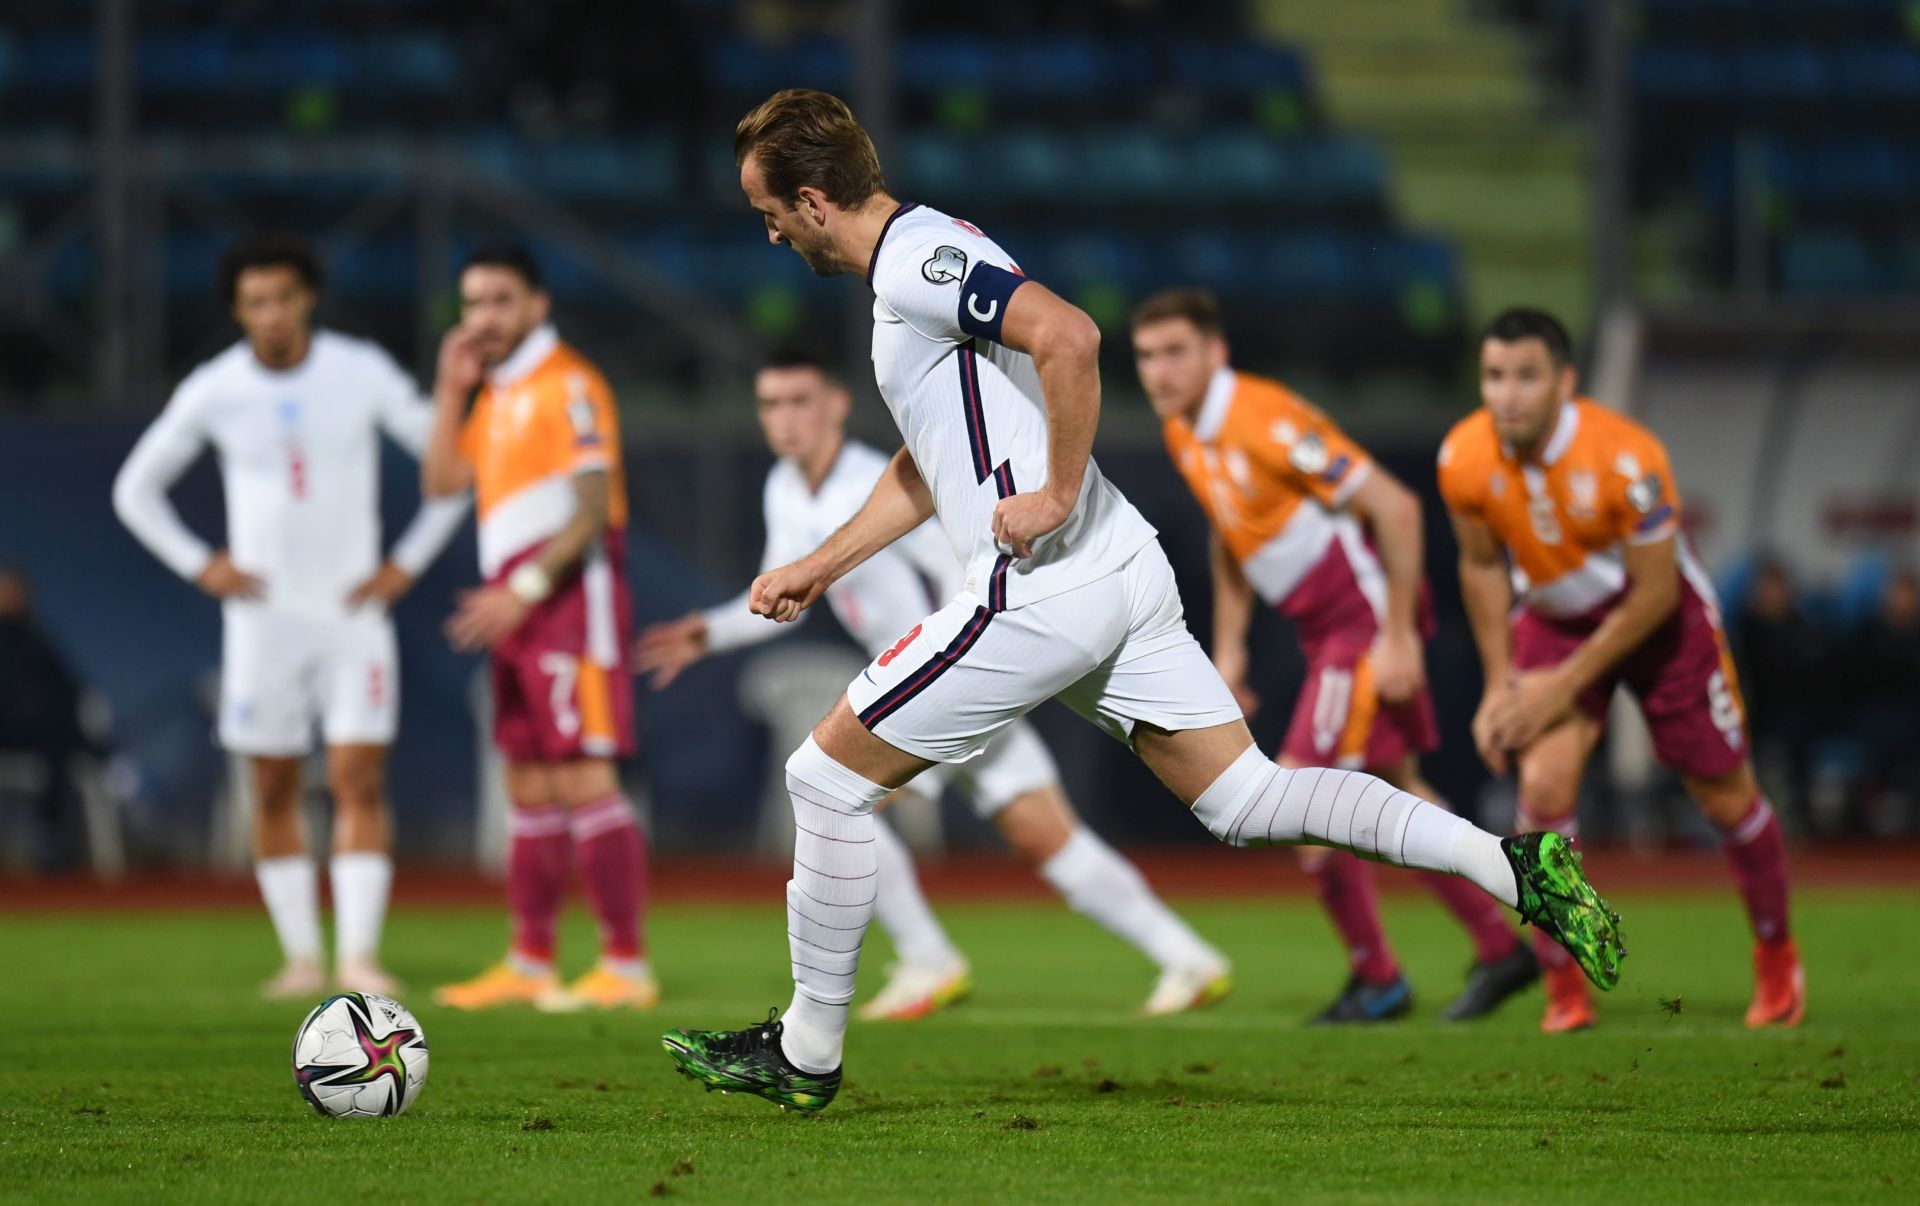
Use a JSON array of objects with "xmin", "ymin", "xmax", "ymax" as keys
[
  {"xmin": 705, "ymin": 439, "xmax": 954, "ymax": 657},
  {"xmin": 867, "ymin": 204, "xmax": 1157, "ymax": 612},
  {"xmin": 113, "ymin": 330, "xmax": 469, "ymax": 622}
]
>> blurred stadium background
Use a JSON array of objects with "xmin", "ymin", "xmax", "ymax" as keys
[{"xmin": 2, "ymin": 0, "xmax": 1917, "ymax": 878}]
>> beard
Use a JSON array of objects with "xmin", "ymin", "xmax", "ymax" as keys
[{"xmin": 790, "ymin": 234, "xmax": 841, "ymax": 278}]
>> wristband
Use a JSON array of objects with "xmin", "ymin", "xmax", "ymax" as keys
[{"xmin": 507, "ymin": 563, "xmax": 553, "ymax": 605}]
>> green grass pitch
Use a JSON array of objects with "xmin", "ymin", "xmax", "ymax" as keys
[{"xmin": 2, "ymin": 889, "xmax": 1917, "ymax": 1203}]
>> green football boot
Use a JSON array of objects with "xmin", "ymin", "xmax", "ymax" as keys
[
  {"xmin": 1502, "ymin": 832, "xmax": 1626, "ymax": 991},
  {"xmin": 662, "ymin": 1009, "xmax": 841, "ymax": 1112}
]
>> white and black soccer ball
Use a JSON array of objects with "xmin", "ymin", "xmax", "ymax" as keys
[{"xmin": 292, "ymin": 992, "xmax": 429, "ymax": 1118}]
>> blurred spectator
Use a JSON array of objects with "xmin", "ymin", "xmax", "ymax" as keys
[
  {"xmin": 1847, "ymin": 567, "xmax": 1920, "ymax": 831},
  {"xmin": 1732, "ymin": 557, "xmax": 1827, "ymax": 831},
  {"xmin": 0, "ymin": 565, "xmax": 101, "ymax": 868}
]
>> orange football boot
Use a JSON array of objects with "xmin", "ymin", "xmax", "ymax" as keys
[
  {"xmin": 1540, "ymin": 960, "xmax": 1597, "ymax": 1033},
  {"xmin": 1745, "ymin": 937, "xmax": 1806, "ymax": 1028},
  {"xmin": 433, "ymin": 960, "xmax": 556, "ymax": 1010},
  {"xmin": 536, "ymin": 963, "xmax": 661, "ymax": 1013}
]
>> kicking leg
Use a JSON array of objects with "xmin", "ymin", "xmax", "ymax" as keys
[
  {"xmin": 326, "ymin": 742, "xmax": 396, "ymax": 995},
  {"xmin": 253, "ymin": 755, "xmax": 324, "ymax": 999},
  {"xmin": 1132, "ymin": 719, "xmax": 1624, "ymax": 992}
]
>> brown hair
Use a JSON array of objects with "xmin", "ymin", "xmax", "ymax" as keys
[
  {"xmin": 1131, "ymin": 288, "xmax": 1224, "ymax": 337},
  {"xmin": 734, "ymin": 88, "xmax": 887, "ymax": 208}
]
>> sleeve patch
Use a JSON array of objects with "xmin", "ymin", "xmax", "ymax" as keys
[
  {"xmin": 1320, "ymin": 453, "xmax": 1351, "ymax": 485},
  {"xmin": 1634, "ymin": 503, "xmax": 1674, "ymax": 533},
  {"xmin": 956, "ymin": 261, "xmax": 1027, "ymax": 344},
  {"xmin": 1626, "ymin": 472, "xmax": 1664, "ymax": 515},
  {"xmin": 1287, "ymin": 431, "xmax": 1330, "ymax": 476},
  {"xmin": 922, "ymin": 245, "xmax": 968, "ymax": 284}
]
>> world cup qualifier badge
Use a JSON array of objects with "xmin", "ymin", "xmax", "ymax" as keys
[
  {"xmin": 1626, "ymin": 473, "xmax": 1665, "ymax": 514},
  {"xmin": 922, "ymin": 245, "xmax": 968, "ymax": 284}
]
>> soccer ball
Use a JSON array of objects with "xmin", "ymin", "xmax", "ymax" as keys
[{"xmin": 292, "ymin": 992, "xmax": 430, "ymax": 1118}]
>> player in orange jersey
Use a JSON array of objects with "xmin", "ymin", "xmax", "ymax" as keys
[
  {"xmin": 1133, "ymin": 290, "xmax": 1534, "ymax": 1024},
  {"xmin": 420, "ymin": 243, "xmax": 657, "ymax": 1013},
  {"xmin": 1439, "ymin": 307, "xmax": 1800, "ymax": 1033}
]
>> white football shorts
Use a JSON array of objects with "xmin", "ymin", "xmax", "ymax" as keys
[
  {"xmin": 219, "ymin": 604, "xmax": 399, "ymax": 755},
  {"xmin": 846, "ymin": 540, "xmax": 1241, "ymax": 767}
]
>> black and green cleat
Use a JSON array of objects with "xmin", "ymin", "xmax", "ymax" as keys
[
  {"xmin": 662, "ymin": 1009, "xmax": 841, "ymax": 1113},
  {"xmin": 1502, "ymin": 832, "xmax": 1626, "ymax": 991}
]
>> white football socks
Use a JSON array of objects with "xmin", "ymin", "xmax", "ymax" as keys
[
  {"xmin": 1191, "ymin": 746, "xmax": 1519, "ymax": 908},
  {"xmin": 256, "ymin": 855, "xmax": 322, "ymax": 965},
  {"xmin": 329, "ymin": 851, "xmax": 392, "ymax": 967},
  {"xmin": 781, "ymin": 737, "xmax": 890, "ymax": 1075},
  {"xmin": 1040, "ymin": 827, "xmax": 1224, "ymax": 972},
  {"xmin": 869, "ymin": 814, "xmax": 968, "ymax": 972}
]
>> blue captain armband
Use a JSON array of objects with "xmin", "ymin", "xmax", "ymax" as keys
[{"xmin": 956, "ymin": 262, "xmax": 1028, "ymax": 345}]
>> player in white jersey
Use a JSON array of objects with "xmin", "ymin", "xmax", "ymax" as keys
[
  {"xmin": 662, "ymin": 91, "xmax": 1626, "ymax": 1113},
  {"xmin": 113, "ymin": 236, "xmax": 467, "ymax": 999},
  {"xmin": 634, "ymin": 348, "xmax": 1230, "ymax": 1019}
]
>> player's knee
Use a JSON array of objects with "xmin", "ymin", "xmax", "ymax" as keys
[
  {"xmin": 1686, "ymin": 767, "xmax": 1756, "ymax": 827},
  {"xmin": 251, "ymin": 759, "xmax": 302, "ymax": 817},
  {"xmin": 1189, "ymin": 743, "xmax": 1277, "ymax": 847},
  {"xmin": 786, "ymin": 736, "xmax": 888, "ymax": 816},
  {"xmin": 327, "ymin": 765, "xmax": 383, "ymax": 817}
]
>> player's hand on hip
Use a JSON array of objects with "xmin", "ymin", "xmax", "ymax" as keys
[
  {"xmin": 196, "ymin": 550, "xmax": 265, "ymax": 600},
  {"xmin": 751, "ymin": 558, "xmax": 828, "ymax": 623},
  {"xmin": 1487, "ymin": 670, "xmax": 1575, "ymax": 755},
  {"xmin": 1369, "ymin": 626, "xmax": 1427, "ymax": 705},
  {"xmin": 991, "ymin": 487, "xmax": 1073, "ymax": 559},
  {"xmin": 631, "ymin": 614, "xmax": 708, "ymax": 688},
  {"xmin": 436, "ymin": 326, "xmax": 486, "ymax": 398},
  {"xmin": 345, "ymin": 562, "xmax": 415, "ymax": 611},
  {"xmin": 446, "ymin": 584, "xmax": 529, "ymax": 651}
]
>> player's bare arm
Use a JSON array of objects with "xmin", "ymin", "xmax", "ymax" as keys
[
  {"xmin": 1486, "ymin": 534, "xmax": 1681, "ymax": 752},
  {"xmin": 447, "ymin": 469, "xmax": 610, "ymax": 652},
  {"xmin": 752, "ymin": 446, "xmax": 933, "ymax": 623},
  {"xmin": 1343, "ymin": 467, "xmax": 1427, "ymax": 703},
  {"xmin": 421, "ymin": 327, "xmax": 482, "ymax": 498},
  {"xmin": 1453, "ymin": 513, "xmax": 1519, "ymax": 775},
  {"xmin": 988, "ymin": 282, "xmax": 1102, "ymax": 558},
  {"xmin": 1208, "ymin": 531, "xmax": 1260, "ymax": 716}
]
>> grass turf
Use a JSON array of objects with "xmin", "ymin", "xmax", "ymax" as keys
[{"xmin": 1, "ymin": 890, "xmax": 1916, "ymax": 1203}]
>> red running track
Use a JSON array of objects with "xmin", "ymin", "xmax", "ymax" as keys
[{"xmin": 0, "ymin": 843, "xmax": 1914, "ymax": 912}]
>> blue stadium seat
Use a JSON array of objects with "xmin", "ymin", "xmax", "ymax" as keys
[
  {"xmin": 1169, "ymin": 41, "xmax": 1308, "ymax": 95},
  {"xmin": 1836, "ymin": 43, "xmax": 1920, "ymax": 105}
]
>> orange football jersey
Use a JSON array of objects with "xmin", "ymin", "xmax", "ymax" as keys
[
  {"xmin": 1437, "ymin": 399, "xmax": 1686, "ymax": 618},
  {"xmin": 458, "ymin": 325, "xmax": 627, "ymax": 577},
  {"xmin": 1163, "ymin": 368, "xmax": 1375, "ymax": 607}
]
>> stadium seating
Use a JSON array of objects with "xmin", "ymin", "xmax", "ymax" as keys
[
  {"xmin": 0, "ymin": 1, "xmax": 1465, "ymax": 398},
  {"xmin": 1514, "ymin": 0, "xmax": 1920, "ymax": 297}
]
